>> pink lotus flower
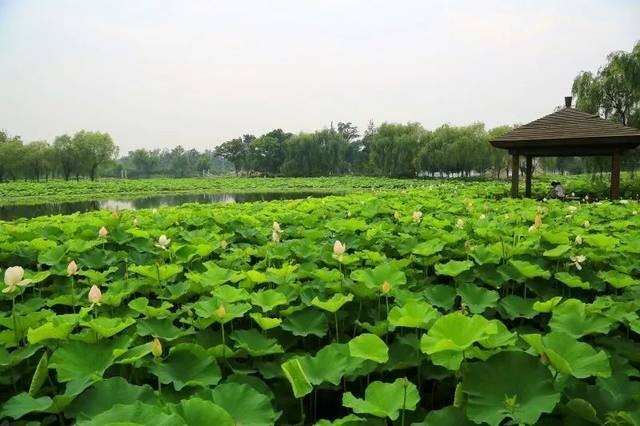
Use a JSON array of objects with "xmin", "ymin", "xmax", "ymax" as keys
[
  {"xmin": 88, "ymin": 285, "xmax": 102, "ymax": 305},
  {"xmin": 67, "ymin": 260, "xmax": 78, "ymax": 276}
]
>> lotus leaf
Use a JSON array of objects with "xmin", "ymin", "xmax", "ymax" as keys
[
  {"xmin": 342, "ymin": 378, "xmax": 419, "ymax": 420},
  {"xmin": 348, "ymin": 333, "xmax": 389, "ymax": 363},
  {"xmin": 149, "ymin": 343, "xmax": 221, "ymax": 390},
  {"xmin": 462, "ymin": 351, "xmax": 561, "ymax": 426}
]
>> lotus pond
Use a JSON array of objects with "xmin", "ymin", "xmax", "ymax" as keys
[{"xmin": 1, "ymin": 186, "xmax": 639, "ymax": 425}]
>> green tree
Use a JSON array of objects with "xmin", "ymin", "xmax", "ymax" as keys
[
  {"xmin": 371, "ymin": 123, "xmax": 426, "ymax": 178},
  {"xmin": 72, "ymin": 130, "xmax": 118, "ymax": 180}
]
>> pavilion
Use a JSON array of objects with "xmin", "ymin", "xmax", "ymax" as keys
[{"xmin": 490, "ymin": 97, "xmax": 640, "ymax": 199}]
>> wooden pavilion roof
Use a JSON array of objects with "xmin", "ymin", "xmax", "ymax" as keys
[{"xmin": 490, "ymin": 106, "xmax": 640, "ymax": 156}]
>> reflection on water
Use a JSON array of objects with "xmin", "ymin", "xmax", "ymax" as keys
[{"xmin": 0, "ymin": 192, "xmax": 334, "ymax": 221}]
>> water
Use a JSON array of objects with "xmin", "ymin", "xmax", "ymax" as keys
[{"xmin": 0, "ymin": 192, "xmax": 335, "ymax": 221}]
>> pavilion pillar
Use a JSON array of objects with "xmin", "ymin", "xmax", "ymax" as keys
[
  {"xmin": 525, "ymin": 156, "xmax": 533, "ymax": 198},
  {"xmin": 610, "ymin": 150, "xmax": 621, "ymax": 200},
  {"xmin": 511, "ymin": 152, "xmax": 520, "ymax": 198}
]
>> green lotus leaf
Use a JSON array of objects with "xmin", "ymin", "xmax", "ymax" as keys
[
  {"xmin": 244, "ymin": 270, "xmax": 268, "ymax": 284},
  {"xmin": 78, "ymin": 267, "xmax": 118, "ymax": 284},
  {"xmin": 414, "ymin": 406, "xmax": 473, "ymax": 426},
  {"xmin": 549, "ymin": 299, "xmax": 613, "ymax": 338},
  {"xmin": 250, "ymin": 289, "xmax": 288, "ymax": 312},
  {"xmin": 597, "ymin": 270, "xmax": 639, "ymax": 288},
  {"xmin": 583, "ymin": 234, "xmax": 619, "ymax": 249},
  {"xmin": 424, "ymin": 285, "xmax": 457, "ymax": 310},
  {"xmin": 498, "ymin": 295, "xmax": 538, "ymax": 320},
  {"xmin": 533, "ymin": 296, "xmax": 563, "ymax": 313},
  {"xmin": 342, "ymin": 378, "xmax": 419, "ymax": 420},
  {"xmin": 192, "ymin": 298, "xmax": 251, "ymax": 324},
  {"xmin": 479, "ymin": 320, "xmax": 517, "ymax": 349},
  {"xmin": 314, "ymin": 414, "xmax": 371, "ymax": 425},
  {"xmin": 208, "ymin": 382, "xmax": 281, "ymax": 426},
  {"xmin": 348, "ymin": 333, "xmax": 389, "ymax": 363},
  {"xmin": 49, "ymin": 336, "xmax": 130, "ymax": 383},
  {"xmin": 541, "ymin": 230, "xmax": 571, "ymax": 245},
  {"xmin": 281, "ymin": 358, "xmax": 313, "ymax": 398},
  {"xmin": 230, "ymin": 329, "xmax": 284, "ymax": 356},
  {"xmin": 149, "ymin": 343, "xmax": 221, "ymax": 390},
  {"xmin": 82, "ymin": 316, "xmax": 136, "ymax": 338},
  {"xmin": 113, "ymin": 342, "xmax": 153, "ymax": 364},
  {"xmin": 27, "ymin": 314, "xmax": 78, "ymax": 344},
  {"xmin": 28, "ymin": 351, "xmax": 48, "ymax": 397},
  {"xmin": 38, "ymin": 245, "xmax": 67, "ymax": 266},
  {"xmin": 462, "ymin": 351, "xmax": 561, "ymax": 426},
  {"xmin": 249, "ymin": 312, "xmax": 282, "ymax": 330},
  {"xmin": 311, "ymin": 293, "xmax": 354, "ymax": 313},
  {"xmin": 522, "ymin": 331, "xmax": 611, "ymax": 378},
  {"xmin": 170, "ymin": 398, "xmax": 234, "ymax": 426},
  {"xmin": 78, "ymin": 249, "xmax": 118, "ymax": 269},
  {"xmin": 212, "ymin": 284, "xmax": 251, "ymax": 302},
  {"xmin": 136, "ymin": 318, "xmax": 192, "ymax": 341},
  {"xmin": 351, "ymin": 263, "xmax": 407, "ymax": 290},
  {"xmin": 281, "ymin": 308, "xmax": 329, "ymax": 337},
  {"xmin": 543, "ymin": 245, "xmax": 572, "ymax": 258},
  {"xmin": 457, "ymin": 282, "xmax": 499, "ymax": 314},
  {"xmin": 129, "ymin": 264, "xmax": 183, "ymax": 282},
  {"xmin": 128, "ymin": 297, "xmax": 173, "ymax": 318},
  {"xmin": 469, "ymin": 244, "xmax": 502, "ymax": 265},
  {"xmin": 554, "ymin": 272, "xmax": 590, "ymax": 289},
  {"xmin": 65, "ymin": 377, "xmax": 156, "ymax": 420},
  {"xmin": 412, "ymin": 239, "xmax": 446, "ymax": 257},
  {"xmin": 298, "ymin": 343, "xmax": 354, "ymax": 386},
  {"xmin": 0, "ymin": 392, "xmax": 52, "ymax": 420},
  {"xmin": 564, "ymin": 398, "xmax": 600, "ymax": 424},
  {"xmin": 509, "ymin": 260, "xmax": 551, "ymax": 279},
  {"xmin": 76, "ymin": 402, "xmax": 183, "ymax": 426},
  {"xmin": 434, "ymin": 260, "xmax": 474, "ymax": 277},
  {"xmin": 387, "ymin": 299, "xmax": 440, "ymax": 329},
  {"xmin": 420, "ymin": 312, "xmax": 498, "ymax": 364}
]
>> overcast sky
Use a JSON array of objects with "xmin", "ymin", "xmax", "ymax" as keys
[{"xmin": 0, "ymin": 0, "xmax": 638, "ymax": 152}]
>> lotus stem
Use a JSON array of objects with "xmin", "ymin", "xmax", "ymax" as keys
[
  {"xmin": 401, "ymin": 382, "xmax": 407, "ymax": 426},
  {"xmin": 70, "ymin": 276, "xmax": 76, "ymax": 314},
  {"xmin": 334, "ymin": 312, "xmax": 340, "ymax": 342},
  {"xmin": 299, "ymin": 397, "xmax": 305, "ymax": 425},
  {"xmin": 11, "ymin": 296, "xmax": 19, "ymax": 347},
  {"xmin": 220, "ymin": 322, "xmax": 226, "ymax": 360}
]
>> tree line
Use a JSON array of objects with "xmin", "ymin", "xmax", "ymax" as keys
[{"xmin": 0, "ymin": 130, "xmax": 118, "ymax": 182}]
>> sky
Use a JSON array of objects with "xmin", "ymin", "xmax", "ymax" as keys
[{"xmin": 0, "ymin": 0, "xmax": 639, "ymax": 152}]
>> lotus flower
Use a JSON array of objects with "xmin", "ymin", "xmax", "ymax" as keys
[
  {"xmin": 574, "ymin": 235, "xmax": 583, "ymax": 245},
  {"xmin": 133, "ymin": 218, "xmax": 139, "ymax": 226},
  {"xmin": 151, "ymin": 338, "xmax": 162, "ymax": 358},
  {"xmin": 569, "ymin": 255, "xmax": 586, "ymax": 271},
  {"xmin": 455, "ymin": 218, "xmax": 464, "ymax": 229},
  {"xmin": 381, "ymin": 281, "xmax": 391, "ymax": 294},
  {"xmin": 98, "ymin": 226, "xmax": 108, "ymax": 238},
  {"xmin": 534, "ymin": 215, "xmax": 542, "ymax": 227},
  {"xmin": 156, "ymin": 235, "xmax": 171, "ymax": 249},
  {"xmin": 583, "ymin": 220, "xmax": 590, "ymax": 229},
  {"xmin": 216, "ymin": 304, "xmax": 226, "ymax": 318},
  {"xmin": 220, "ymin": 240, "xmax": 228, "ymax": 249},
  {"xmin": 3, "ymin": 266, "xmax": 31, "ymax": 294},
  {"xmin": 67, "ymin": 260, "xmax": 78, "ymax": 276},
  {"xmin": 412, "ymin": 211, "xmax": 423, "ymax": 222},
  {"xmin": 393, "ymin": 211, "xmax": 401, "ymax": 221},
  {"xmin": 333, "ymin": 240, "xmax": 346, "ymax": 256},
  {"xmin": 88, "ymin": 285, "xmax": 102, "ymax": 305},
  {"xmin": 479, "ymin": 214, "xmax": 486, "ymax": 220},
  {"xmin": 272, "ymin": 222, "xmax": 281, "ymax": 243}
]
